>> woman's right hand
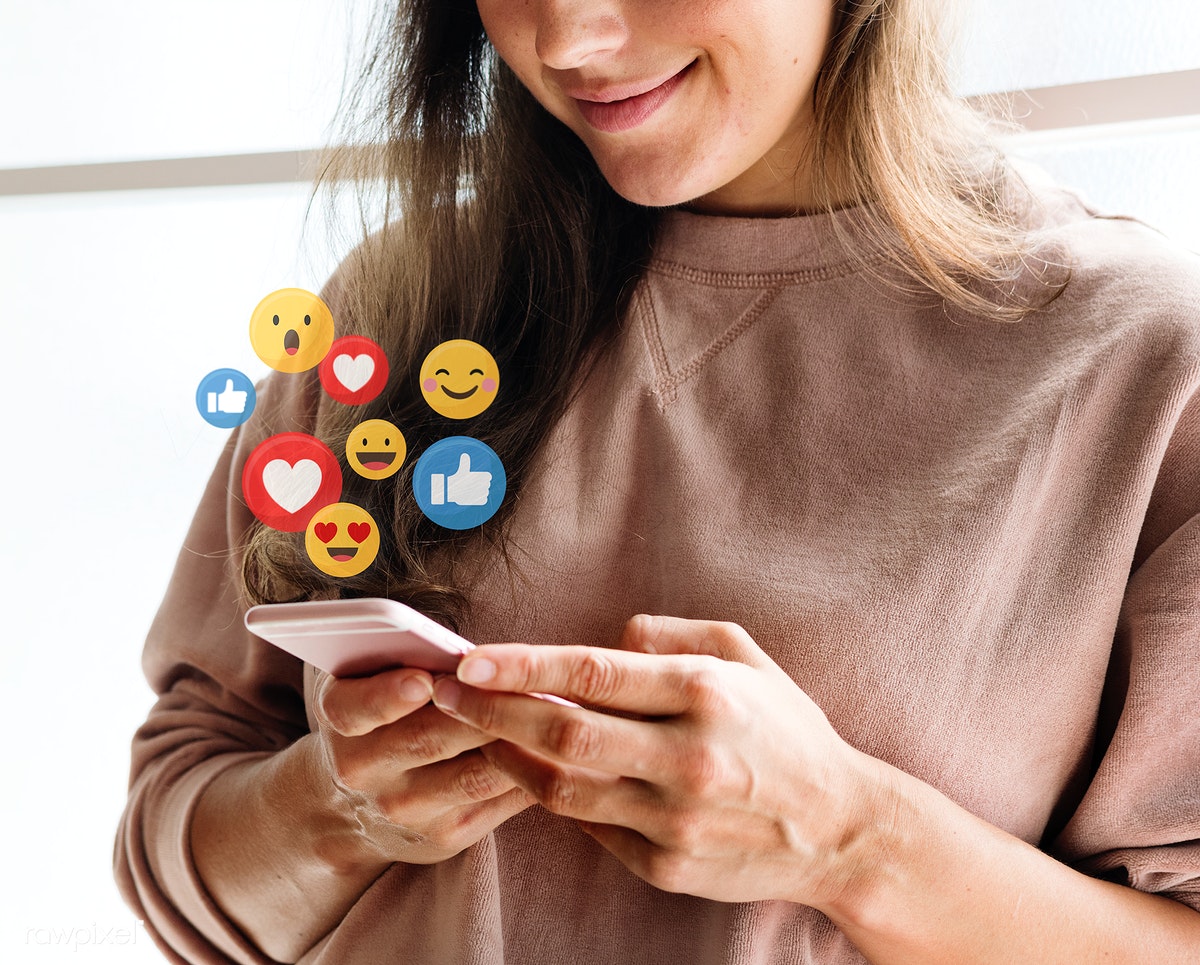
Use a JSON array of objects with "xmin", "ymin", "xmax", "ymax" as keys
[{"xmin": 309, "ymin": 665, "xmax": 536, "ymax": 866}]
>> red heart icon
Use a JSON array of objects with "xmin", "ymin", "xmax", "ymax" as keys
[
  {"xmin": 314, "ymin": 521, "xmax": 337, "ymax": 544},
  {"xmin": 348, "ymin": 521, "xmax": 371, "ymax": 544}
]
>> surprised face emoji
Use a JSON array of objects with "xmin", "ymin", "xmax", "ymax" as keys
[{"xmin": 249, "ymin": 288, "xmax": 336, "ymax": 373}]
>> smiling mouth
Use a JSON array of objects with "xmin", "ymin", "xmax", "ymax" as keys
[
  {"xmin": 284, "ymin": 330, "xmax": 300, "ymax": 355},
  {"xmin": 440, "ymin": 385, "xmax": 479, "ymax": 400},
  {"xmin": 327, "ymin": 547, "xmax": 358, "ymax": 562},
  {"xmin": 360, "ymin": 452, "xmax": 395, "ymax": 470},
  {"xmin": 573, "ymin": 61, "xmax": 695, "ymax": 134}
]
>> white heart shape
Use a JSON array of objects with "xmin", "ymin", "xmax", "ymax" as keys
[
  {"xmin": 332, "ymin": 353, "xmax": 375, "ymax": 392},
  {"xmin": 261, "ymin": 458, "xmax": 321, "ymax": 513}
]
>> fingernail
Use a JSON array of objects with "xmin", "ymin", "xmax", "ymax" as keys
[
  {"xmin": 399, "ymin": 676, "xmax": 431, "ymax": 703},
  {"xmin": 458, "ymin": 656, "xmax": 496, "ymax": 685},
  {"xmin": 433, "ymin": 677, "xmax": 462, "ymax": 714}
]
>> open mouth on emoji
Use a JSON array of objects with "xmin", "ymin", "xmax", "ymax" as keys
[
  {"xmin": 284, "ymin": 330, "xmax": 300, "ymax": 355},
  {"xmin": 440, "ymin": 385, "xmax": 479, "ymax": 400},
  {"xmin": 327, "ymin": 546, "xmax": 359, "ymax": 562},
  {"xmin": 360, "ymin": 452, "xmax": 395, "ymax": 470}
]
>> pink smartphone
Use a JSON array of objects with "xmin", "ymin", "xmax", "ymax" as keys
[{"xmin": 244, "ymin": 597, "xmax": 473, "ymax": 677}]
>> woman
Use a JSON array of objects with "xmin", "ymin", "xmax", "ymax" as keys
[{"xmin": 116, "ymin": 0, "xmax": 1200, "ymax": 962}]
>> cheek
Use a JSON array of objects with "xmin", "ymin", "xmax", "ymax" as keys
[{"xmin": 476, "ymin": 3, "xmax": 534, "ymax": 81}]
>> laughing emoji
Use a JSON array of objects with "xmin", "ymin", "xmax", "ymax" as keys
[
  {"xmin": 249, "ymin": 288, "xmax": 336, "ymax": 373},
  {"xmin": 346, "ymin": 419, "xmax": 406, "ymax": 480},
  {"xmin": 419, "ymin": 339, "xmax": 499, "ymax": 419}
]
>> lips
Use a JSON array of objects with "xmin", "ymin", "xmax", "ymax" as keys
[
  {"xmin": 284, "ymin": 329, "xmax": 300, "ymax": 355},
  {"xmin": 440, "ymin": 385, "xmax": 479, "ymax": 400},
  {"xmin": 572, "ymin": 61, "xmax": 694, "ymax": 134}
]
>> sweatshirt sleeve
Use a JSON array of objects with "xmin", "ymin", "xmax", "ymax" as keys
[
  {"xmin": 114, "ymin": 371, "xmax": 318, "ymax": 964},
  {"xmin": 1049, "ymin": 386, "xmax": 1200, "ymax": 911}
]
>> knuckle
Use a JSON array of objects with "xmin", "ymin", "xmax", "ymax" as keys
[
  {"xmin": 570, "ymin": 650, "xmax": 623, "ymax": 704},
  {"xmin": 680, "ymin": 658, "xmax": 729, "ymax": 714},
  {"xmin": 535, "ymin": 768, "xmax": 578, "ymax": 815},
  {"xmin": 320, "ymin": 678, "xmax": 392, "ymax": 737},
  {"xmin": 455, "ymin": 759, "xmax": 507, "ymax": 802},
  {"xmin": 401, "ymin": 713, "xmax": 449, "ymax": 764},
  {"xmin": 470, "ymin": 695, "xmax": 503, "ymax": 734},
  {"xmin": 417, "ymin": 823, "xmax": 457, "ymax": 854},
  {"xmin": 328, "ymin": 748, "xmax": 369, "ymax": 793},
  {"xmin": 546, "ymin": 714, "xmax": 604, "ymax": 763},
  {"xmin": 375, "ymin": 789, "xmax": 418, "ymax": 828},
  {"xmin": 675, "ymin": 742, "xmax": 724, "ymax": 798}
]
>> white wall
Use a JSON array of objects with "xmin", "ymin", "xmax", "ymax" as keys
[
  {"xmin": 1, "ymin": 2, "xmax": 1198, "ymax": 963},
  {"xmin": 0, "ymin": 5, "xmax": 351, "ymax": 962},
  {"xmin": 0, "ymin": 0, "xmax": 352, "ymax": 167},
  {"xmin": 0, "ymin": 183, "xmax": 344, "ymax": 963},
  {"xmin": 955, "ymin": 0, "xmax": 1200, "ymax": 93}
]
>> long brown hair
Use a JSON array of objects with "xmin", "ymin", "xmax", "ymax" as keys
[{"xmin": 243, "ymin": 0, "xmax": 1058, "ymax": 622}]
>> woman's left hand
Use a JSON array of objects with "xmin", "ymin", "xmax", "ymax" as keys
[{"xmin": 430, "ymin": 614, "xmax": 892, "ymax": 909}]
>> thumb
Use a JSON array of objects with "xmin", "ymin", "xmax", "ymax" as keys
[
  {"xmin": 616, "ymin": 614, "xmax": 774, "ymax": 669},
  {"xmin": 455, "ymin": 452, "xmax": 472, "ymax": 474},
  {"xmin": 221, "ymin": 379, "xmax": 235, "ymax": 393}
]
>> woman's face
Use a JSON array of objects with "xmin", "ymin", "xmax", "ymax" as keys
[{"xmin": 475, "ymin": 0, "xmax": 838, "ymax": 216}]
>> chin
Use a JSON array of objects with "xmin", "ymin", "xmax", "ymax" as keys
[{"xmin": 595, "ymin": 158, "xmax": 715, "ymax": 210}]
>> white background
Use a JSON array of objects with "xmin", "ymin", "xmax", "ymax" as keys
[{"xmin": 1, "ymin": 1, "xmax": 1198, "ymax": 962}]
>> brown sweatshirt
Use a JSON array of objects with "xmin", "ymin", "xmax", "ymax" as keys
[{"xmin": 116, "ymin": 181, "xmax": 1200, "ymax": 964}]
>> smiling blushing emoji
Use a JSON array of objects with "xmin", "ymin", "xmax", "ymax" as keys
[
  {"xmin": 419, "ymin": 340, "xmax": 499, "ymax": 419},
  {"xmin": 305, "ymin": 502, "xmax": 381, "ymax": 578},
  {"xmin": 249, "ymin": 288, "xmax": 336, "ymax": 373},
  {"xmin": 346, "ymin": 419, "xmax": 406, "ymax": 480}
]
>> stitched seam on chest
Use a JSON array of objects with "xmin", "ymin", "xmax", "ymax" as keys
[
  {"xmin": 647, "ymin": 252, "xmax": 885, "ymax": 288},
  {"xmin": 637, "ymin": 284, "xmax": 674, "ymax": 391},
  {"xmin": 643, "ymin": 285, "xmax": 783, "ymax": 410}
]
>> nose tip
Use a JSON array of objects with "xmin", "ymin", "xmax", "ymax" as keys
[{"xmin": 535, "ymin": 13, "xmax": 627, "ymax": 69}]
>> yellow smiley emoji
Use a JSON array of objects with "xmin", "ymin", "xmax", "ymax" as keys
[
  {"xmin": 419, "ymin": 340, "xmax": 500, "ymax": 419},
  {"xmin": 305, "ymin": 502, "xmax": 381, "ymax": 578},
  {"xmin": 346, "ymin": 419, "xmax": 406, "ymax": 480},
  {"xmin": 249, "ymin": 288, "xmax": 336, "ymax": 373}
]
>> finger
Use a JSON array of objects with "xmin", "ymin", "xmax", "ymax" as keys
[
  {"xmin": 399, "ymin": 785, "xmax": 535, "ymax": 862},
  {"xmin": 433, "ymin": 678, "xmax": 696, "ymax": 779},
  {"xmin": 316, "ymin": 667, "xmax": 434, "ymax": 737},
  {"xmin": 454, "ymin": 643, "xmax": 726, "ymax": 715},
  {"xmin": 480, "ymin": 740, "xmax": 661, "ymax": 828},
  {"xmin": 365, "ymin": 774, "xmax": 534, "ymax": 865},
  {"xmin": 333, "ymin": 702, "xmax": 503, "ymax": 792},
  {"xmin": 384, "ymin": 748, "xmax": 534, "ymax": 812},
  {"xmin": 617, "ymin": 614, "xmax": 775, "ymax": 669},
  {"xmin": 440, "ymin": 785, "xmax": 537, "ymax": 840},
  {"xmin": 577, "ymin": 821, "xmax": 688, "ymax": 894}
]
